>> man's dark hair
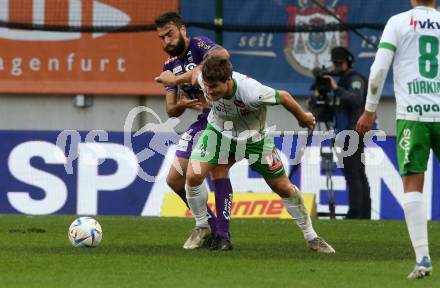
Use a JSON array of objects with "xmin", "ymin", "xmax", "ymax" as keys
[
  {"xmin": 417, "ymin": 0, "xmax": 435, "ymax": 5},
  {"xmin": 331, "ymin": 46, "xmax": 354, "ymax": 68},
  {"xmin": 154, "ymin": 12, "xmax": 185, "ymax": 29},
  {"xmin": 202, "ymin": 56, "xmax": 233, "ymax": 83}
]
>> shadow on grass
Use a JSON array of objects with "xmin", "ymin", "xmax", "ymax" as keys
[{"xmin": 22, "ymin": 238, "xmax": 431, "ymax": 263}]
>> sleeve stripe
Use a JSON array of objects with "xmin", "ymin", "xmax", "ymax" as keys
[
  {"xmin": 274, "ymin": 89, "xmax": 281, "ymax": 104},
  {"xmin": 378, "ymin": 42, "xmax": 396, "ymax": 52}
]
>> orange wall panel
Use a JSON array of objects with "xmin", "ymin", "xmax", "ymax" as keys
[{"xmin": 0, "ymin": 0, "xmax": 177, "ymax": 95}]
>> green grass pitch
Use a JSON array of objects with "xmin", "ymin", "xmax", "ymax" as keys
[{"xmin": 0, "ymin": 215, "xmax": 439, "ymax": 288}]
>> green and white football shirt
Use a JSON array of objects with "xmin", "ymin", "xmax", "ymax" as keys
[
  {"xmin": 198, "ymin": 72, "xmax": 281, "ymax": 142},
  {"xmin": 380, "ymin": 6, "xmax": 440, "ymax": 122}
]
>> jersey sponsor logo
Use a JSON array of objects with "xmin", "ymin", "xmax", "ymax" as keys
[
  {"xmin": 234, "ymin": 99, "xmax": 246, "ymax": 108},
  {"xmin": 407, "ymin": 80, "xmax": 440, "ymax": 95},
  {"xmin": 172, "ymin": 66, "xmax": 183, "ymax": 74},
  {"xmin": 406, "ymin": 104, "xmax": 440, "ymax": 116},
  {"xmin": 185, "ymin": 63, "xmax": 197, "ymax": 71},
  {"xmin": 410, "ymin": 17, "xmax": 418, "ymax": 31},
  {"xmin": 284, "ymin": 0, "xmax": 349, "ymax": 77},
  {"xmin": 214, "ymin": 102, "xmax": 230, "ymax": 114},
  {"xmin": 0, "ymin": 0, "xmax": 130, "ymax": 41},
  {"xmin": 410, "ymin": 17, "xmax": 440, "ymax": 31}
]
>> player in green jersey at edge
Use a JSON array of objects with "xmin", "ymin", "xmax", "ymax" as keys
[
  {"xmin": 177, "ymin": 56, "xmax": 336, "ymax": 253},
  {"xmin": 357, "ymin": 0, "xmax": 440, "ymax": 279}
]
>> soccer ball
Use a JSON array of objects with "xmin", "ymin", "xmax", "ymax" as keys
[{"xmin": 68, "ymin": 217, "xmax": 103, "ymax": 247}]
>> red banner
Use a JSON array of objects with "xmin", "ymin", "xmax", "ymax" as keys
[{"xmin": 0, "ymin": 0, "xmax": 177, "ymax": 95}]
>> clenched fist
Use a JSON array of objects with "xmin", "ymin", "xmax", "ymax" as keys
[
  {"xmin": 298, "ymin": 112, "xmax": 316, "ymax": 130},
  {"xmin": 154, "ymin": 71, "xmax": 176, "ymax": 86}
]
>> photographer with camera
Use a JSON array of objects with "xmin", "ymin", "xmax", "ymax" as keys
[{"xmin": 320, "ymin": 46, "xmax": 371, "ymax": 220}]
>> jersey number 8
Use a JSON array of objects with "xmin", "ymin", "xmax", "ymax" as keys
[{"xmin": 419, "ymin": 35, "xmax": 439, "ymax": 79}]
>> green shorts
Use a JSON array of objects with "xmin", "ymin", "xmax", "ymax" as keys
[
  {"xmin": 396, "ymin": 119, "xmax": 440, "ymax": 176},
  {"xmin": 190, "ymin": 123, "xmax": 286, "ymax": 179}
]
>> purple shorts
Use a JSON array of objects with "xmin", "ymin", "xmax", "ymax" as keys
[{"xmin": 175, "ymin": 109, "xmax": 210, "ymax": 159}]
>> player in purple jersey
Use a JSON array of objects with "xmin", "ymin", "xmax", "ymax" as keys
[{"xmin": 154, "ymin": 12, "xmax": 234, "ymax": 250}]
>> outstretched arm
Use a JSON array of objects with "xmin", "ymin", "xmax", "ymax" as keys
[
  {"xmin": 155, "ymin": 69, "xmax": 192, "ymax": 86},
  {"xmin": 279, "ymin": 90, "xmax": 316, "ymax": 130}
]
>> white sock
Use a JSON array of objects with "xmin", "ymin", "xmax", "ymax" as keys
[
  {"xmin": 282, "ymin": 187, "xmax": 318, "ymax": 241},
  {"xmin": 185, "ymin": 183, "xmax": 209, "ymax": 228},
  {"xmin": 403, "ymin": 192, "xmax": 430, "ymax": 262}
]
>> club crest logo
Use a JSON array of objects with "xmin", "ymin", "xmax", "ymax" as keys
[{"xmin": 284, "ymin": 0, "xmax": 349, "ymax": 77}]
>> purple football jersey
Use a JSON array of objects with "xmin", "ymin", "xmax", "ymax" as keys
[{"xmin": 162, "ymin": 36, "xmax": 218, "ymax": 99}]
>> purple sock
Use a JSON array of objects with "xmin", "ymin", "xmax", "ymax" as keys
[
  {"xmin": 175, "ymin": 189, "xmax": 217, "ymax": 234},
  {"xmin": 212, "ymin": 178, "xmax": 233, "ymax": 240}
]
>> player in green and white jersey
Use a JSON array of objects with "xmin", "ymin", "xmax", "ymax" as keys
[
  {"xmin": 357, "ymin": 0, "xmax": 440, "ymax": 279},
  {"xmin": 182, "ymin": 55, "xmax": 335, "ymax": 253}
]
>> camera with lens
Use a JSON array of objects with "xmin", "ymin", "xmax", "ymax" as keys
[
  {"xmin": 311, "ymin": 66, "xmax": 333, "ymax": 94},
  {"xmin": 309, "ymin": 66, "xmax": 339, "ymax": 123}
]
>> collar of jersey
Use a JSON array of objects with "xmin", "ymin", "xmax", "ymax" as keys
[
  {"xmin": 414, "ymin": 6, "xmax": 437, "ymax": 11},
  {"xmin": 223, "ymin": 79, "xmax": 237, "ymax": 100}
]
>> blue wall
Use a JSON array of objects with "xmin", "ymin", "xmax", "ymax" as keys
[{"xmin": 181, "ymin": 0, "xmax": 412, "ymax": 96}]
